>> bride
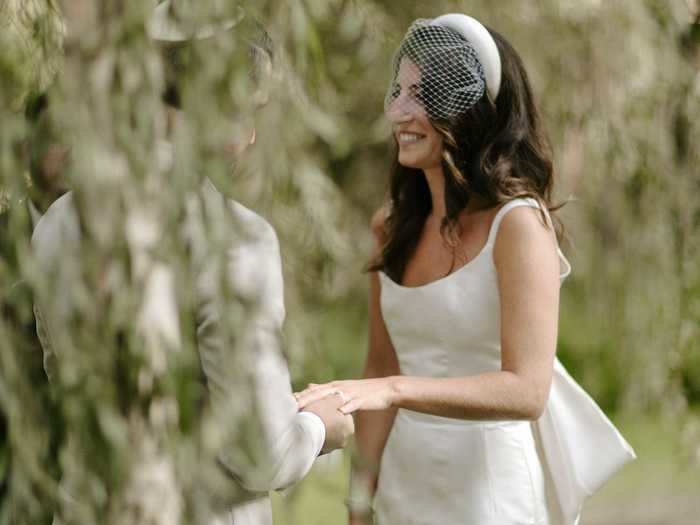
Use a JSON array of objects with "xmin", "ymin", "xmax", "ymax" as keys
[{"xmin": 297, "ymin": 14, "xmax": 635, "ymax": 525}]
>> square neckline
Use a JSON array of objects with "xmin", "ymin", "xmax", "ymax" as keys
[
  {"xmin": 379, "ymin": 200, "xmax": 519, "ymax": 290},
  {"xmin": 379, "ymin": 245, "xmax": 489, "ymax": 290},
  {"xmin": 379, "ymin": 197, "xmax": 570, "ymax": 290}
]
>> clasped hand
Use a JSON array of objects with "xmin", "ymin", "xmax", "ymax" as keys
[{"xmin": 295, "ymin": 377, "xmax": 399, "ymax": 415}]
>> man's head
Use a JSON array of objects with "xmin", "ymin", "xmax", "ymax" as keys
[
  {"xmin": 23, "ymin": 92, "xmax": 70, "ymax": 213},
  {"xmin": 150, "ymin": 1, "xmax": 273, "ymax": 160}
]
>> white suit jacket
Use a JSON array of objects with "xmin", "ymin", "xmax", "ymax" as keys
[{"xmin": 32, "ymin": 182, "xmax": 325, "ymax": 525}]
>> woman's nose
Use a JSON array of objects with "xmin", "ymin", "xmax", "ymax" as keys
[{"xmin": 386, "ymin": 93, "xmax": 414, "ymax": 124}]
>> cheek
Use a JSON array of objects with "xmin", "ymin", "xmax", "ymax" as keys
[
  {"xmin": 41, "ymin": 145, "xmax": 70, "ymax": 180},
  {"xmin": 221, "ymin": 127, "xmax": 255, "ymax": 158},
  {"xmin": 426, "ymin": 133, "xmax": 444, "ymax": 161},
  {"xmin": 415, "ymin": 116, "xmax": 443, "ymax": 158},
  {"xmin": 222, "ymin": 140, "xmax": 251, "ymax": 160}
]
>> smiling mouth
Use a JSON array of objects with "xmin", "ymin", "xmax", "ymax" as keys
[{"xmin": 397, "ymin": 132, "xmax": 426, "ymax": 145}]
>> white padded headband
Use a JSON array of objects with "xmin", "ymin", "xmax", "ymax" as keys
[{"xmin": 432, "ymin": 14, "xmax": 501, "ymax": 101}]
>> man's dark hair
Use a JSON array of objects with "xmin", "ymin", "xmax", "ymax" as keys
[
  {"xmin": 159, "ymin": 20, "xmax": 273, "ymax": 109},
  {"xmin": 22, "ymin": 91, "xmax": 69, "ymax": 212}
]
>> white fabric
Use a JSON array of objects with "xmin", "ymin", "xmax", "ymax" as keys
[
  {"xmin": 374, "ymin": 198, "xmax": 634, "ymax": 525},
  {"xmin": 432, "ymin": 14, "xmax": 502, "ymax": 101},
  {"xmin": 28, "ymin": 200, "xmax": 43, "ymax": 229},
  {"xmin": 32, "ymin": 182, "xmax": 326, "ymax": 525}
]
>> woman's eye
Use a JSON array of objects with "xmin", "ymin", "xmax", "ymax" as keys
[{"xmin": 409, "ymin": 85, "xmax": 422, "ymax": 101}]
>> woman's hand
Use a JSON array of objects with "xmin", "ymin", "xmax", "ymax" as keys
[{"xmin": 295, "ymin": 377, "xmax": 400, "ymax": 415}]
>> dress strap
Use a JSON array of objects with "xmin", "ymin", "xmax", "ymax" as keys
[
  {"xmin": 486, "ymin": 198, "xmax": 572, "ymax": 281},
  {"xmin": 486, "ymin": 198, "xmax": 540, "ymax": 246}
]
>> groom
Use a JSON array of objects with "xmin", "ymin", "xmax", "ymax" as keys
[{"xmin": 31, "ymin": 2, "xmax": 353, "ymax": 524}]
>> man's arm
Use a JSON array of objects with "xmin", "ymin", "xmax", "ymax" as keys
[
  {"xmin": 30, "ymin": 192, "xmax": 80, "ymax": 383},
  {"xmin": 195, "ymin": 202, "xmax": 352, "ymax": 492}
]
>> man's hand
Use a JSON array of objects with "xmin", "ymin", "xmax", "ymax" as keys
[{"xmin": 302, "ymin": 394, "xmax": 354, "ymax": 454}]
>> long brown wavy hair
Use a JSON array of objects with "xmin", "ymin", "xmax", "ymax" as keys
[{"xmin": 370, "ymin": 27, "xmax": 563, "ymax": 283}]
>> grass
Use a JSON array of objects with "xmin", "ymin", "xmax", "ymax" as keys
[{"xmin": 581, "ymin": 414, "xmax": 700, "ymax": 525}]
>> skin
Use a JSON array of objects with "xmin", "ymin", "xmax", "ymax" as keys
[
  {"xmin": 220, "ymin": 51, "xmax": 271, "ymax": 160},
  {"xmin": 303, "ymin": 394, "xmax": 354, "ymax": 454},
  {"xmin": 386, "ymin": 59, "xmax": 444, "ymax": 172},
  {"xmin": 166, "ymin": 105, "xmax": 257, "ymax": 161},
  {"xmin": 24, "ymin": 110, "xmax": 71, "ymax": 214},
  {"xmin": 28, "ymin": 142, "xmax": 71, "ymax": 213},
  {"xmin": 295, "ymin": 58, "xmax": 562, "ymax": 523}
]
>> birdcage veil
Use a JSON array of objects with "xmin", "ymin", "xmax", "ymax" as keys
[{"xmin": 384, "ymin": 15, "xmax": 502, "ymax": 121}]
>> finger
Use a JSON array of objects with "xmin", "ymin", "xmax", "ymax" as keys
[
  {"xmin": 295, "ymin": 388, "xmax": 325, "ymax": 407},
  {"xmin": 300, "ymin": 383, "xmax": 330, "ymax": 396},
  {"xmin": 293, "ymin": 391, "xmax": 312, "ymax": 403},
  {"xmin": 301, "ymin": 381, "xmax": 340, "ymax": 398},
  {"xmin": 339, "ymin": 398, "xmax": 362, "ymax": 415},
  {"xmin": 295, "ymin": 385, "xmax": 322, "ymax": 399},
  {"xmin": 296, "ymin": 393, "xmax": 314, "ymax": 409},
  {"xmin": 296, "ymin": 387, "xmax": 335, "ymax": 409},
  {"xmin": 332, "ymin": 390, "xmax": 348, "ymax": 405}
]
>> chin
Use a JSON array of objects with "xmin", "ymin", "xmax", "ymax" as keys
[
  {"xmin": 397, "ymin": 151, "xmax": 424, "ymax": 169},
  {"xmin": 398, "ymin": 155, "xmax": 435, "ymax": 170},
  {"xmin": 396, "ymin": 139, "xmax": 443, "ymax": 169}
]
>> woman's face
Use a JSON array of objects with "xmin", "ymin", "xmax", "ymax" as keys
[{"xmin": 386, "ymin": 58, "xmax": 443, "ymax": 170}]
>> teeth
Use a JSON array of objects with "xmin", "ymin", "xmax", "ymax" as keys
[{"xmin": 398, "ymin": 133, "xmax": 424, "ymax": 143}]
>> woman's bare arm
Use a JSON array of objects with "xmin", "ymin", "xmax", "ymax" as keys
[
  {"xmin": 347, "ymin": 210, "xmax": 400, "ymax": 522},
  {"xmin": 297, "ymin": 206, "xmax": 560, "ymax": 421}
]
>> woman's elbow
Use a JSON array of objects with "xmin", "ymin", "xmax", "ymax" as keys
[
  {"xmin": 507, "ymin": 377, "xmax": 549, "ymax": 420},
  {"xmin": 522, "ymin": 384, "xmax": 550, "ymax": 420},
  {"xmin": 523, "ymin": 402, "xmax": 545, "ymax": 421}
]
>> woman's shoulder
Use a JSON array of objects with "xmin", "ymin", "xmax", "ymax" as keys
[
  {"xmin": 491, "ymin": 197, "xmax": 551, "ymax": 235},
  {"xmin": 494, "ymin": 199, "xmax": 552, "ymax": 243},
  {"xmin": 492, "ymin": 198, "xmax": 570, "ymax": 279}
]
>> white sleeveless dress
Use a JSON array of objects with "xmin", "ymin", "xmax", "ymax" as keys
[{"xmin": 373, "ymin": 198, "xmax": 636, "ymax": 525}]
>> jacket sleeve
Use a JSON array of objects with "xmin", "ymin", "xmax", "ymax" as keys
[
  {"xmin": 195, "ymin": 209, "xmax": 325, "ymax": 493},
  {"xmin": 30, "ymin": 193, "xmax": 80, "ymax": 383}
]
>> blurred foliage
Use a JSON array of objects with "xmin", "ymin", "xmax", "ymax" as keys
[{"xmin": 0, "ymin": 0, "xmax": 699, "ymax": 523}]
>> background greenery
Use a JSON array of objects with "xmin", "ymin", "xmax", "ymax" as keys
[{"xmin": 1, "ymin": 0, "xmax": 699, "ymax": 523}]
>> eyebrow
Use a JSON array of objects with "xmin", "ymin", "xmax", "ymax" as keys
[{"xmin": 395, "ymin": 82, "xmax": 421, "ymax": 91}]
